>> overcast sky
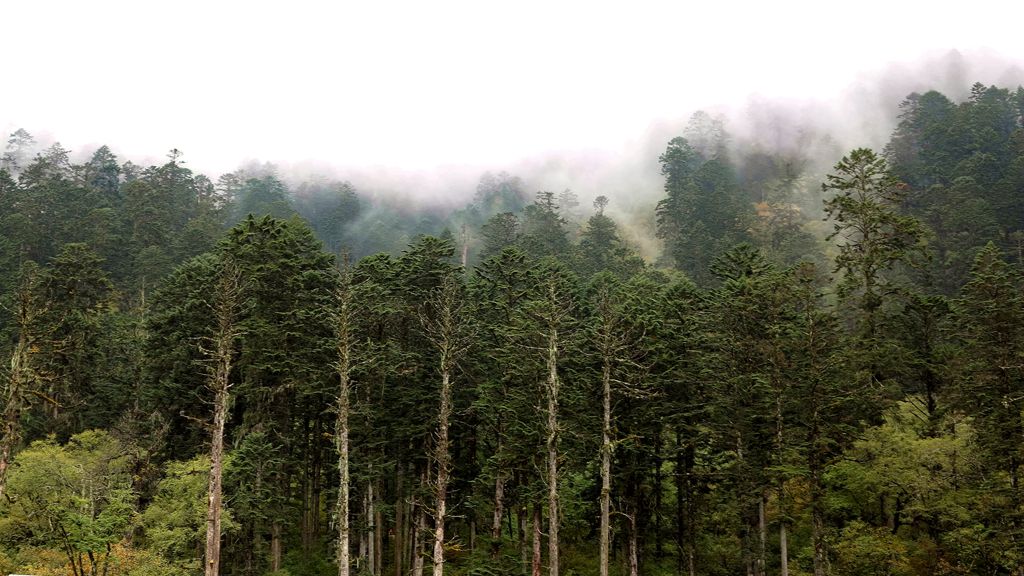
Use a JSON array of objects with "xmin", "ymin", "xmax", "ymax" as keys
[{"xmin": 4, "ymin": 0, "xmax": 1024, "ymax": 177}]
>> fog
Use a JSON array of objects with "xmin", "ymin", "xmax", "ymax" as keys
[{"xmin": 4, "ymin": 2, "xmax": 1024, "ymax": 260}]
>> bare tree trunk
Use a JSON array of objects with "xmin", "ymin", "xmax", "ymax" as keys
[
  {"xmin": 780, "ymin": 519, "xmax": 789, "ymax": 576},
  {"xmin": 628, "ymin": 511, "xmax": 639, "ymax": 576},
  {"xmin": 271, "ymin": 521, "xmax": 282, "ymax": 572},
  {"xmin": 407, "ymin": 465, "xmax": 418, "ymax": 573},
  {"xmin": 812, "ymin": 505, "xmax": 825, "ymax": 576},
  {"xmin": 491, "ymin": 464, "xmax": 506, "ymax": 558},
  {"xmin": 546, "ymin": 326, "xmax": 560, "ymax": 576},
  {"xmin": 600, "ymin": 359, "xmax": 612, "ymax": 576},
  {"xmin": 757, "ymin": 494, "xmax": 767, "ymax": 576},
  {"xmin": 532, "ymin": 502, "xmax": 543, "ymax": 576},
  {"xmin": 432, "ymin": 369, "xmax": 452, "ymax": 576},
  {"xmin": 519, "ymin": 501, "xmax": 529, "ymax": 572},
  {"xmin": 374, "ymin": 488, "xmax": 383, "ymax": 576},
  {"xmin": 336, "ymin": 287, "xmax": 352, "ymax": 576},
  {"xmin": 394, "ymin": 470, "xmax": 404, "ymax": 576},
  {"xmin": 460, "ymin": 224, "xmax": 469, "ymax": 268},
  {"xmin": 412, "ymin": 497, "xmax": 427, "ymax": 576},
  {"xmin": 811, "ymin": 463, "xmax": 826, "ymax": 576},
  {"xmin": 204, "ymin": 382, "xmax": 229, "ymax": 576},
  {"xmin": 364, "ymin": 487, "xmax": 372, "ymax": 565},
  {"xmin": 470, "ymin": 518, "xmax": 476, "ymax": 552},
  {"xmin": 686, "ymin": 443, "xmax": 697, "ymax": 576},
  {"xmin": 313, "ymin": 421, "xmax": 323, "ymax": 544},
  {"xmin": 204, "ymin": 264, "xmax": 242, "ymax": 576},
  {"xmin": 368, "ymin": 481, "xmax": 376, "ymax": 576}
]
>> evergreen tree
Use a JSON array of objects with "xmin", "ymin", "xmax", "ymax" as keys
[
  {"xmin": 0, "ymin": 129, "xmax": 35, "ymax": 174},
  {"xmin": 954, "ymin": 243, "xmax": 1024, "ymax": 572},
  {"xmin": 479, "ymin": 212, "xmax": 521, "ymax": 262},
  {"xmin": 521, "ymin": 191, "xmax": 570, "ymax": 260},
  {"xmin": 656, "ymin": 136, "xmax": 751, "ymax": 283},
  {"xmin": 823, "ymin": 148, "xmax": 924, "ymax": 340},
  {"xmin": 575, "ymin": 197, "xmax": 644, "ymax": 279}
]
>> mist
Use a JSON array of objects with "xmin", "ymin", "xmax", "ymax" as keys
[{"xmin": 5, "ymin": 48, "xmax": 1024, "ymax": 263}]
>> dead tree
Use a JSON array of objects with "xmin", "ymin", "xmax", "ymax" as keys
[{"xmin": 203, "ymin": 261, "xmax": 244, "ymax": 576}]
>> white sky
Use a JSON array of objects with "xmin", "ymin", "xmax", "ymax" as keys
[{"xmin": 3, "ymin": 0, "xmax": 1024, "ymax": 177}]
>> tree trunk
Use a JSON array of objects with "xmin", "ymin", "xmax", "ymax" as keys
[
  {"xmin": 336, "ymin": 314, "xmax": 352, "ymax": 576},
  {"xmin": 412, "ymin": 498, "xmax": 427, "ymax": 576},
  {"xmin": 406, "ymin": 466, "xmax": 418, "ymax": 573},
  {"xmin": 491, "ymin": 466, "xmax": 506, "ymax": 558},
  {"xmin": 374, "ymin": 492, "xmax": 383, "ymax": 576},
  {"xmin": 685, "ymin": 443, "xmax": 697, "ymax": 576},
  {"xmin": 394, "ymin": 469, "xmax": 404, "ymax": 576},
  {"xmin": 811, "ymin": 459, "xmax": 826, "ymax": 576},
  {"xmin": 775, "ymin": 389, "xmax": 788, "ymax": 576},
  {"xmin": 204, "ymin": 264, "xmax": 241, "ymax": 576},
  {"xmin": 460, "ymin": 224, "xmax": 469, "ymax": 268},
  {"xmin": 203, "ymin": 380, "xmax": 228, "ymax": 576},
  {"xmin": 675, "ymin": 429, "xmax": 685, "ymax": 576},
  {"xmin": 312, "ymin": 416, "xmax": 323, "ymax": 545},
  {"xmin": 520, "ymin": 501, "xmax": 530, "ymax": 572},
  {"xmin": 757, "ymin": 494, "xmax": 767, "ymax": 576},
  {"xmin": 301, "ymin": 412, "xmax": 313, "ymax": 552},
  {"xmin": 271, "ymin": 521, "xmax": 282, "ymax": 572},
  {"xmin": 654, "ymin": 430, "xmax": 663, "ymax": 558},
  {"xmin": 432, "ymin": 368, "xmax": 453, "ymax": 576},
  {"xmin": 470, "ymin": 518, "xmax": 476, "ymax": 552},
  {"xmin": 532, "ymin": 502, "xmax": 543, "ymax": 576},
  {"xmin": 780, "ymin": 519, "xmax": 789, "ymax": 576},
  {"xmin": 359, "ymin": 490, "xmax": 368, "ymax": 568},
  {"xmin": 600, "ymin": 359, "xmax": 613, "ymax": 576},
  {"xmin": 546, "ymin": 326, "xmax": 560, "ymax": 576},
  {"xmin": 628, "ymin": 511, "xmax": 639, "ymax": 576},
  {"xmin": 368, "ymin": 481, "xmax": 376, "ymax": 576}
]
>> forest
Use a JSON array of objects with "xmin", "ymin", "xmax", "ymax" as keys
[{"xmin": 1, "ymin": 81, "xmax": 1024, "ymax": 576}]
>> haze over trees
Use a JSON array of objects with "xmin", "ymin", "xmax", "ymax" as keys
[{"xmin": 2, "ymin": 81, "xmax": 1024, "ymax": 576}]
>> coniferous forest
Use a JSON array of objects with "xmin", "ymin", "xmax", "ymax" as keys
[{"xmin": 2, "ymin": 82, "xmax": 1024, "ymax": 576}]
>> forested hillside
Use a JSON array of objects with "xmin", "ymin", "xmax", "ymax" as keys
[{"xmin": 2, "ymin": 82, "xmax": 1024, "ymax": 576}]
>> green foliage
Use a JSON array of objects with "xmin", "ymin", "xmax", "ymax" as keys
[
  {"xmin": 6, "ymin": 81, "xmax": 1024, "ymax": 576},
  {"xmin": 655, "ymin": 130, "xmax": 752, "ymax": 283},
  {"xmin": 574, "ymin": 209, "xmax": 644, "ymax": 279},
  {"xmin": 479, "ymin": 212, "xmax": 521, "ymax": 261},
  {"xmin": 833, "ymin": 520, "xmax": 912, "ymax": 576},
  {"xmin": 141, "ymin": 455, "xmax": 234, "ymax": 570},
  {"xmin": 827, "ymin": 402, "xmax": 979, "ymax": 530},
  {"xmin": 231, "ymin": 175, "xmax": 297, "ymax": 223},
  {"xmin": 823, "ymin": 148, "xmax": 925, "ymax": 331},
  {"xmin": 2, "ymin": 431, "xmax": 136, "ymax": 575},
  {"xmin": 521, "ymin": 191, "xmax": 570, "ymax": 259}
]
